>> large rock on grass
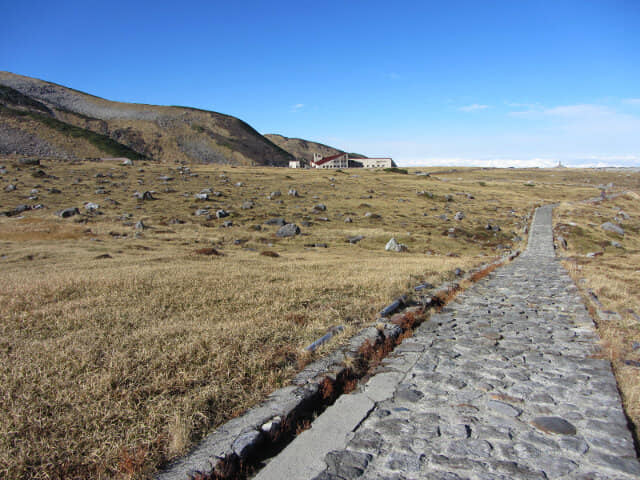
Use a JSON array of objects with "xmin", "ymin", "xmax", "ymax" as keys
[
  {"xmin": 601, "ymin": 222, "xmax": 624, "ymax": 235},
  {"xmin": 276, "ymin": 223, "xmax": 300, "ymax": 237}
]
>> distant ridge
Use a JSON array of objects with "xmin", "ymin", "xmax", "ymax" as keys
[
  {"xmin": 0, "ymin": 71, "xmax": 294, "ymax": 165},
  {"xmin": 265, "ymin": 133, "xmax": 366, "ymax": 163}
]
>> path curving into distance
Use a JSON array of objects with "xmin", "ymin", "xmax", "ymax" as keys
[{"xmin": 256, "ymin": 206, "xmax": 640, "ymax": 480}]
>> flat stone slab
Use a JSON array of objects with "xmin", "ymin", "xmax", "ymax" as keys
[
  {"xmin": 260, "ymin": 206, "xmax": 640, "ymax": 480},
  {"xmin": 531, "ymin": 416, "xmax": 577, "ymax": 435}
]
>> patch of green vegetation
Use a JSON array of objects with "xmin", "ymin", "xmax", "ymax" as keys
[
  {"xmin": 478, "ymin": 181, "xmax": 486, "ymax": 186},
  {"xmin": 383, "ymin": 167, "xmax": 408, "ymax": 174},
  {"xmin": 0, "ymin": 106, "xmax": 146, "ymax": 160},
  {"xmin": 191, "ymin": 124, "xmax": 206, "ymax": 133}
]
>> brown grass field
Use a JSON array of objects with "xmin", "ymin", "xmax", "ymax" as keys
[{"xmin": 0, "ymin": 158, "xmax": 638, "ymax": 479}]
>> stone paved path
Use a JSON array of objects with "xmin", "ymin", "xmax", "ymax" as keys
[{"xmin": 256, "ymin": 206, "xmax": 640, "ymax": 480}]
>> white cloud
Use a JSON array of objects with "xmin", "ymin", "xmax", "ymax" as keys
[
  {"xmin": 458, "ymin": 104, "xmax": 489, "ymax": 112},
  {"xmin": 290, "ymin": 103, "xmax": 305, "ymax": 112},
  {"xmin": 623, "ymin": 98, "xmax": 640, "ymax": 105}
]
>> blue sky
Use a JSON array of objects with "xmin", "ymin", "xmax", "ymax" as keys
[{"xmin": 2, "ymin": 0, "xmax": 639, "ymax": 167}]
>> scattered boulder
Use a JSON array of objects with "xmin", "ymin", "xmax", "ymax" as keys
[
  {"xmin": 18, "ymin": 158, "xmax": 40, "ymax": 166},
  {"xmin": 195, "ymin": 193, "xmax": 209, "ymax": 200},
  {"xmin": 194, "ymin": 208, "xmax": 209, "ymax": 216},
  {"xmin": 265, "ymin": 217, "xmax": 286, "ymax": 226},
  {"xmin": 261, "ymin": 250, "xmax": 280, "ymax": 258},
  {"xmin": 5, "ymin": 184, "xmax": 16, "ymax": 192},
  {"xmin": 56, "ymin": 207, "xmax": 80, "ymax": 218},
  {"xmin": 84, "ymin": 202, "xmax": 100, "ymax": 212},
  {"xmin": 385, "ymin": 238, "xmax": 408, "ymax": 252},
  {"xmin": 611, "ymin": 240, "xmax": 623, "ymax": 248},
  {"xmin": 288, "ymin": 189, "xmax": 299, "ymax": 197},
  {"xmin": 617, "ymin": 211, "xmax": 630, "ymax": 220},
  {"xmin": 158, "ymin": 175, "xmax": 173, "ymax": 182},
  {"xmin": 122, "ymin": 159, "xmax": 134, "ymax": 166},
  {"xmin": 95, "ymin": 188, "xmax": 108, "ymax": 195},
  {"xmin": 344, "ymin": 217, "xmax": 353, "ymax": 223},
  {"xmin": 135, "ymin": 220, "xmax": 147, "ymax": 230},
  {"xmin": 216, "ymin": 209, "xmax": 229, "ymax": 219},
  {"xmin": 364, "ymin": 212, "xmax": 382, "ymax": 219},
  {"xmin": 454, "ymin": 211, "xmax": 464, "ymax": 221},
  {"xmin": 134, "ymin": 191, "xmax": 154, "ymax": 200},
  {"xmin": 313, "ymin": 203, "xmax": 327, "ymax": 212},
  {"xmin": 586, "ymin": 251, "xmax": 603, "ymax": 258},
  {"xmin": 222, "ymin": 221, "xmax": 233, "ymax": 228},
  {"xmin": 601, "ymin": 222, "xmax": 624, "ymax": 235},
  {"xmin": 241, "ymin": 201, "xmax": 255, "ymax": 210},
  {"xmin": 557, "ymin": 236, "xmax": 568, "ymax": 249},
  {"xmin": 268, "ymin": 191, "xmax": 281, "ymax": 199},
  {"xmin": 486, "ymin": 224, "xmax": 501, "ymax": 232},
  {"xmin": 276, "ymin": 223, "xmax": 300, "ymax": 237},
  {"xmin": 444, "ymin": 194, "xmax": 453, "ymax": 202},
  {"xmin": 169, "ymin": 218, "xmax": 185, "ymax": 224},
  {"xmin": 235, "ymin": 182, "xmax": 244, "ymax": 187},
  {"xmin": 48, "ymin": 188, "xmax": 61, "ymax": 194},
  {"xmin": 347, "ymin": 235, "xmax": 364, "ymax": 244}
]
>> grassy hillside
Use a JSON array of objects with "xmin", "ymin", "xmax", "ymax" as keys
[{"xmin": 0, "ymin": 71, "xmax": 294, "ymax": 166}]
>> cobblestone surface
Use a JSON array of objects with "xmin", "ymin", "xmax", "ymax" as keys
[{"xmin": 311, "ymin": 206, "xmax": 640, "ymax": 479}]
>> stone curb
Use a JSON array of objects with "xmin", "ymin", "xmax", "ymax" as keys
[{"xmin": 155, "ymin": 251, "xmax": 521, "ymax": 480}]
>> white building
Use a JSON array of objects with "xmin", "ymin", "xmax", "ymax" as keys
[
  {"xmin": 308, "ymin": 152, "xmax": 394, "ymax": 169},
  {"xmin": 310, "ymin": 152, "xmax": 349, "ymax": 169}
]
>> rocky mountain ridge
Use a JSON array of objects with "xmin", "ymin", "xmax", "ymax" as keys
[{"xmin": 0, "ymin": 71, "xmax": 294, "ymax": 165}]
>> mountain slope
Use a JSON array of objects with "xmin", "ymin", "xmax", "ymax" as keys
[
  {"xmin": 0, "ymin": 71, "xmax": 294, "ymax": 165},
  {"xmin": 265, "ymin": 133, "xmax": 365, "ymax": 163}
]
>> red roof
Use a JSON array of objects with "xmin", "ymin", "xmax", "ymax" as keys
[{"xmin": 313, "ymin": 153, "xmax": 346, "ymax": 166}]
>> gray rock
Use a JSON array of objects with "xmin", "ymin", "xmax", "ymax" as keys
[
  {"xmin": 194, "ymin": 193, "xmax": 209, "ymax": 200},
  {"xmin": 487, "ymin": 399, "xmax": 522, "ymax": 417},
  {"xmin": 276, "ymin": 223, "xmax": 300, "ymax": 237},
  {"xmin": 610, "ymin": 240, "xmax": 623, "ymax": 248},
  {"xmin": 268, "ymin": 191, "xmax": 281, "ymax": 199},
  {"xmin": 56, "ymin": 207, "xmax": 80, "ymax": 218},
  {"xmin": 135, "ymin": 220, "xmax": 146, "ymax": 230},
  {"xmin": 557, "ymin": 236, "xmax": 568, "ymax": 249},
  {"xmin": 222, "ymin": 221, "xmax": 233, "ymax": 228},
  {"xmin": 18, "ymin": 158, "xmax": 40, "ymax": 166},
  {"xmin": 5, "ymin": 184, "xmax": 16, "ymax": 192},
  {"xmin": 344, "ymin": 217, "xmax": 353, "ymax": 223},
  {"xmin": 133, "ymin": 191, "xmax": 154, "ymax": 200},
  {"xmin": 313, "ymin": 203, "xmax": 327, "ymax": 212},
  {"xmin": 385, "ymin": 238, "xmax": 408, "ymax": 252},
  {"xmin": 265, "ymin": 217, "xmax": 286, "ymax": 226},
  {"xmin": 84, "ymin": 202, "xmax": 99, "ymax": 212},
  {"xmin": 194, "ymin": 208, "xmax": 209, "ymax": 216},
  {"xmin": 347, "ymin": 235, "xmax": 364, "ymax": 244},
  {"xmin": 216, "ymin": 209, "xmax": 230, "ymax": 219},
  {"xmin": 454, "ymin": 211, "xmax": 465, "ymax": 221},
  {"xmin": 288, "ymin": 189, "xmax": 299, "ymax": 197},
  {"xmin": 122, "ymin": 158, "xmax": 133, "ymax": 166},
  {"xmin": 241, "ymin": 201, "xmax": 255, "ymax": 209},
  {"xmin": 601, "ymin": 222, "xmax": 624, "ymax": 235},
  {"xmin": 531, "ymin": 417, "xmax": 576, "ymax": 435}
]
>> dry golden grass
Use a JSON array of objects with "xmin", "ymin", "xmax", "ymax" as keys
[
  {"xmin": 555, "ymin": 189, "xmax": 640, "ymax": 445},
  {"xmin": 1, "ymin": 159, "xmax": 639, "ymax": 479}
]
